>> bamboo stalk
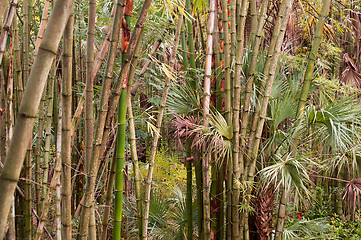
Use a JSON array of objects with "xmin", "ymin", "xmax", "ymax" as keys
[
  {"xmin": 239, "ymin": 0, "xmax": 269, "ymax": 168},
  {"xmin": 34, "ymin": 0, "xmax": 51, "ymax": 54},
  {"xmin": 33, "ymin": 88, "xmax": 47, "ymax": 214},
  {"xmin": 55, "ymin": 97, "xmax": 62, "ymax": 240},
  {"xmin": 202, "ymin": 0, "xmax": 216, "ymax": 237},
  {"xmin": 42, "ymin": 61, "xmax": 56, "ymax": 201},
  {"xmin": 185, "ymin": 0, "xmax": 196, "ymax": 79},
  {"xmin": 231, "ymin": 0, "xmax": 247, "ymax": 237},
  {"xmin": 0, "ymin": 0, "xmax": 8, "ymax": 29},
  {"xmin": 125, "ymin": 24, "xmax": 143, "ymax": 240},
  {"xmin": 61, "ymin": 13, "xmax": 74, "ymax": 240},
  {"xmin": 77, "ymin": 0, "xmax": 96, "ymax": 236},
  {"xmin": 12, "ymin": 16, "xmax": 22, "ymax": 111},
  {"xmin": 100, "ymin": 141, "xmax": 116, "ymax": 240},
  {"xmin": 113, "ymin": 1, "xmax": 136, "ymax": 238},
  {"xmin": 0, "ymin": 0, "xmax": 74, "ymax": 237},
  {"xmin": 296, "ymin": 0, "xmax": 331, "ymax": 116},
  {"xmin": 274, "ymin": 187, "xmax": 288, "ymax": 240},
  {"xmin": 23, "ymin": 0, "xmax": 32, "ymax": 237},
  {"xmin": 0, "ymin": 0, "xmax": 19, "ymax": 63},
  {"xmin": 77, "ymin": 0, "xmax": 124, "ymax": 237}
]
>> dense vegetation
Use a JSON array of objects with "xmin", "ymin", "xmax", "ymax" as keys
[{"xmin": 0, "ymin": 0, "xmax": 361, "ymax": 239}]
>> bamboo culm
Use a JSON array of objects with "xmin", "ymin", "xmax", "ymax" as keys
[{"xmin": 0, "ymin": 0, "xmax": 74, "ymax": 237}]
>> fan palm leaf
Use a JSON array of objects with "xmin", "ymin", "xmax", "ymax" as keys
[{"xmin": 260, "ymin": 153, "xmax": 315, "ymax": 205}]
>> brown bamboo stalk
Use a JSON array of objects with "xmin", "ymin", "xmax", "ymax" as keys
[
  {"xmin": 0, "ymin": 0, "xmax": 8, "ymax": 29},
  {"xmin": 12, "ymin": 16, "xmax": 22, "ymax": 111},
  {"xmin": 22, "ymin": 0, "xmax": 32, "ymax": 237},
  {"xmin": 0, "ymin": 0, "xmax": 19, "ymax": 63},
  {"xmin": 247, "ymin": 0, "xmax": 293, "ymax": 182},
  {"xmin": 76, "ymin": 0, "xmax": 124, "ymax": 238},
  {"xmin": 99, "ymin": 141, "xmax": 116, "ymax": 240},
  {"xmin": 221, "ymin": 0, "xmax": 232, "ymax": 237},
  {"xmin": 34, "ymin": 0, "xmax": 51, "ymax": 54},
  {"xmin": 239, "ymin": 0, "xmax": 269, "ymax": 166},
  {"xmin": 0, "ymin": 0, "xmax": 74, "ymax": 237},
  {"xmin": 61, "ymin": 13, "xmax": 74, "ymax": 240},
  {"xmin": 231, "ymin": 0, "xmax": 247, "ymax": 237},
  {"xmin": 33, "ymin": 88, "xmax": 47, "ymax": 214},
  {"xmin": 77, "ymin": 0, "xmax": 96, "ymax": 237},
  {"xmin": 34, "ymin": 156, "xmax": 62, "ymax": 240},
  {"xmin": 242, "ymin": 1, "xmax": 293, "ymax": 238},
  {"xmin": 274, "ymin": 187, "xmax": 288, "ymax": 240},
  {"xmin": 69, "ymin": 9, "xmax": 114, "ymax": 141}
]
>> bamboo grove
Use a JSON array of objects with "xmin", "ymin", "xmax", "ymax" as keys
[{"xmin": 0, "ymin": 0, "xmax": 361, "ymax": 239}]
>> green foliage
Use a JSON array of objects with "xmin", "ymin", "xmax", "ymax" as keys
[
  {"xmin": 330, "ymin": 216, "xmax": 361, "ymax": 239},
  {"xmin": 139, "ymin": 147, "xmax": 187, "ymax": 192},
  {"xmin": 282, "ymin": 218, "xmax": 333, "ymax": 240}
]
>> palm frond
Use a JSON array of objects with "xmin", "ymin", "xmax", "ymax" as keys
[
  {"xmin": 191, "ymin": 109, "xmax": 233, "ymax": 164},
  {"xmin": 281, "ymin": 218, "xmax": 332, "ymax": 240},
  {"xmin": 259, "ymin": 153, "xmax": 315, "ymax": 205},
  {"xmin": 167, "ymin": 80, "xmax": 202, "ymax": 115}
]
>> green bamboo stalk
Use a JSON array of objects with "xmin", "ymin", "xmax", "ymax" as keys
[
  {"xmin": 55, "ymin": 99, "xmax": 62, "ymax": 240},
  {"xmin": 221, "ymin": 0, "xmax": 232, "ymax": 236},
  {"xmin": 142, "ymin": 16, "xmax": 183, "ymax": 240},
  {"xmin": 78, "ymin": 0, "xmax": 150, "ymax": 237},
  {"xmin": 93, "ymin": 1, "xmax": 154, "ymax": 226},
  {"xmin": 113, "ymin": 0, "xmax": 135, "ymax": 234},
  {"xmin": 61, "ymin": 13, "xmax": 74, "ymax": 240},
  {"xmin": 296, "ymin": 0, "xmax": 331, "ymax": 116},
  {"xmin": 75, "ymin": 0, "xmax": 148, "ymax": 233},
  {"xmin": 125, "ymin": 25, "xmax": 143, "ymax": 240},
  {"xmin": 185, "ymin": 0, "xmax": 196, "ymax": 79},
  {"xmin": 181, "ymin": 23, "xmax": 189, "ymax": 71},
  {"xmin": 185, "ymin": 142, "xmax": 193, "ymax": 240},
  {"xmin": 113, "ymin": 88, "xmax": 127, "ymax": 240},
  {"xmin": 0, "ymin": 0, "xmax": 74, "ymax": 237},
  {"xmin": 229, "ymin": 0, "xmax": 236, "ymax": 65}
]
